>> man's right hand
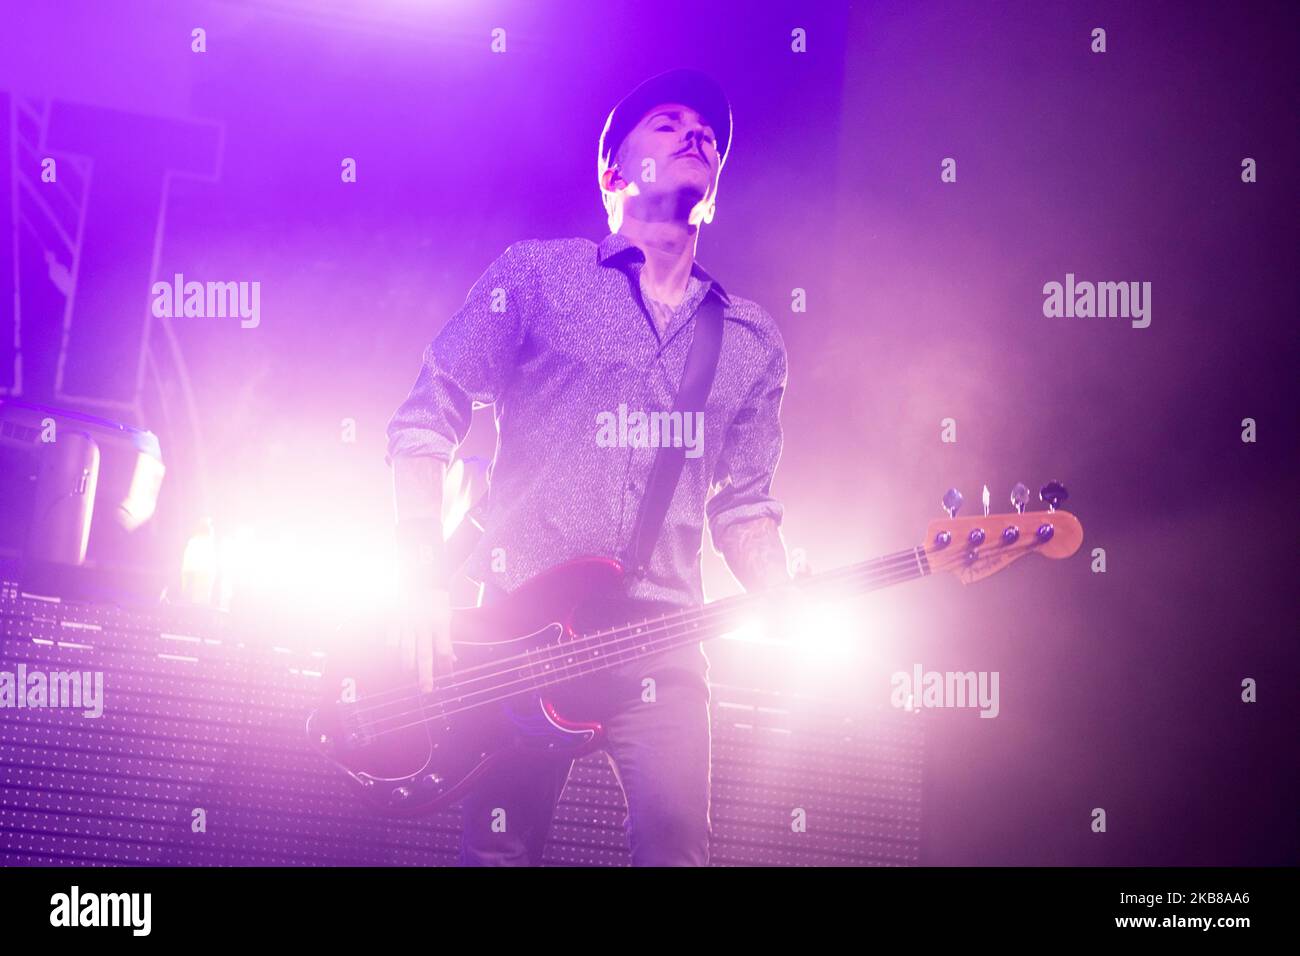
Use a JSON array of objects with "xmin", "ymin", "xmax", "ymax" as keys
[{"xmin": 398, "ymin": 588, "xmax": 454, "ymax": 693}]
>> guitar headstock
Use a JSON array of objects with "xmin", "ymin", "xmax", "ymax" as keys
[{"xmin": 923, "ymin": 482, "xmax": 1083, "ymax": 585}]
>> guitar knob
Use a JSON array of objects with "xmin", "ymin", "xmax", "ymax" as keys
[
  {"xmin": 1010, "ymin": 482, "xmax": 1030, "ymax": 514},
  {"xmin": 1039, "ymin": 481, "xmax": 1068, "ymax": 512},
  {"xmin": 1002, "ymin": 526, "xmax": 1020, "ymax": 545},
  {"xmin": 942, "ymin": 488, "xmax": 963, "ymax": 518},
  {"xmin": 1036, "ymin": 523, "xmax": 1055, "ymax": 544},
  {"xmin": 968, "ymin": 528, "xmax": 986, "ymax": 547}
]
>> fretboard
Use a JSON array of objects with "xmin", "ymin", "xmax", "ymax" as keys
[{"xmin": 513, "ymin": 546, "xmax": 931, "ymax": 692}]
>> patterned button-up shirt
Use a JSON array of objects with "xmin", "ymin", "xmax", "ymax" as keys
[{"xmin": 386, "ymin": 231, "xmax": 787, "ymax": 612}]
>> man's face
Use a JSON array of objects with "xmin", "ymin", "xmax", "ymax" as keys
[{"xmin": 611, "ymin": 102, "xmax": 721, "ymax": 215}]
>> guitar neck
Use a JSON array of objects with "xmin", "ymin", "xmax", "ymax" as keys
[
  {"xmin": 420, "ymin": 503, "xmax": 1082, "ymax": 720},
  {"xmin": 526, "ymin": 547, "xmax": 931, "ymax": 688}
]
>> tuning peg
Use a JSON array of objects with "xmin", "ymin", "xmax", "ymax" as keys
[
  {"xmin": 942, "ymin": 488, "xmax": 963, "ymax": 518},
  {"xmin": 1039, "ymin": 481, "xmax": 1068, "ymax": 512},
  {"xmin": 1010, "ymin": 482, "xmax": 1030, "ymax": 514},
  {"xmin": 982, "ymin": 485, "xmax": 990, "ymax": 517}
]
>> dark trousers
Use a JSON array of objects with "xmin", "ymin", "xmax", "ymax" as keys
[{"xmin": 458, "ymin": 588, "xmax": 712, "ymax": 866}]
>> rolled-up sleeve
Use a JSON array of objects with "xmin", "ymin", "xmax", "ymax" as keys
[
  {"xmin": 385, "ymin": 241, "xmax": 534, "ymax": 464},
  {"xmin": 706, "ymin": 335, "xmax": 787, "ymax": 543}
]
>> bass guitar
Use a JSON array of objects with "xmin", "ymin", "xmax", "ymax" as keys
[{"xmin": 308, "ymin": 482, "xmax": 1082, "ymax": 815}]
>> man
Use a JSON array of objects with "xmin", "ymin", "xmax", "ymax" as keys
[{"xmin": 386, "ymin": 68, "xmax": 791, "ymax": 866}]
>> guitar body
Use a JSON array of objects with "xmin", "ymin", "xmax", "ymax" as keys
[{"xmin": 309, "ymin": 557, "xmax": 625, "ymax": 816}]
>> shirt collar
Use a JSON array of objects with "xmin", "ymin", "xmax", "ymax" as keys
[{"xmin": 597, "ymin": 232, "xmax": 731, "ymax": 307}]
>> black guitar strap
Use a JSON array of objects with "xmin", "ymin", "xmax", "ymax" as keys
[{"xmin": 622, "ymin": 290, "xmax": 725, "ymax": 578}]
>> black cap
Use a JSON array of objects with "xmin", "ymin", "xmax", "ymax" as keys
[{"xmin": 598, "ymin": 68, "xmax": 733, "ymax": 174}]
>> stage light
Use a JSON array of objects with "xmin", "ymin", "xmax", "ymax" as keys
[
  {"xmin": 177, "ymin": 519, "xmax": 399, "ymax": 615},
  {"xmin": 214, "ymin": 524, "xmax": 398, "ymax": 612},
  {"xmin": 717, "ymin": 594, "xmax": 890, "ymax": 699},
  {"xmin": 722, "ymin": 615, "xmax": 769, "ymax": 645},
  {"xmin": 180, "ymin": 518, "xmax": 217, "ymax": 604},
  {"xmin": 722, "ymin": 599, "xmax": 869, "ymax": 655},
  {"xmin": 0, "ymin": 398, "xmax": 165, "ymax": 564}
]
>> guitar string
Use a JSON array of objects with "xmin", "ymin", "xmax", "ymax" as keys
[
  {"xmin": 351, "ymin": 555, "xmax": 944, "ymax": 739},
  {"xmin": 347, "ymin": 546, "xmax": 982, "ymax": 738},
  {"xmin": 348, "ymin": 541, "xmax": 1002, "ymax": 733},
  {"xmin": 346, "ymin": 546, "xmax": 926, "ymax": 713},
  {"xmin": 344, "ymin": 514, "xmax": 1065, "ymax": 718},
  {"xmin": 344, "ymin": 535, "xmax": 1038, "ymax": 736},
  {"xmin": 346, "ymin": 547, "xmax": 924, "ymax": 716},
  {"xmin": 460, "ymin": 524, "xmax": 1052, "ymax": 680}
]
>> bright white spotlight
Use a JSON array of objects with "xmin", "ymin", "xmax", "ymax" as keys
[
  {"xmin": 198, "ymin": 522, "xmax": 397, "ymax": 613},
  {"xmin": 722, "ymin": 598, "xmax": 871, "ymax": 661}
]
